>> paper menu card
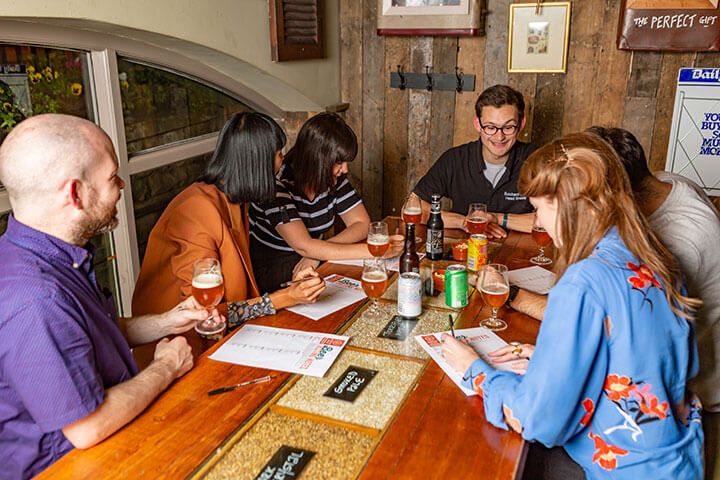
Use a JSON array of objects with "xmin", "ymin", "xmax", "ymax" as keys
[
  {"xmin": 328, "ymin": 254, "xmax": 426, "ymax": 272},
  {"xmin": 415, "ymin": 327, "xmax": 523, "ymax": 396},
  {"xmin": 286, "ymin": 275, "xmax": 367, "ymax": 321},
  {"xmin": 507, "ymin": 265, "xmax": 556, "ymax": 295},
  {"xmin": 209, "ymin": 325, "xmax": 348, "ymax": 377}
]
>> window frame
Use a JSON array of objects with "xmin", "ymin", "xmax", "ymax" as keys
[{"xmin": 0, "ymin": 19, "xmax": 278, "ymax": 316}]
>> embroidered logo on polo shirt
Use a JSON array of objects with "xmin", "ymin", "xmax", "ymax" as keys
[{"xmin": 503, "ymin": 192, "xmax": 527, "ymax": 201}]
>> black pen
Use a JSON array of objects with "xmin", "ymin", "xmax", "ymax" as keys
[
  {"xmin": 207, "ymin": 375, "xmax": 275, "ymax": 396},
  {"xmin": 280, "ymin": 276, "xmax": 316, "ymax": 288},
  {"xmin": 449, "ymin": 314, "xmax": 456, "ymax": 338}
]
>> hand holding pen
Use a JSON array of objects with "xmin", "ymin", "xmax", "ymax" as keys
[{"xmin": 280, "ymin": 266, "xmax": 326, "ymax": 304}]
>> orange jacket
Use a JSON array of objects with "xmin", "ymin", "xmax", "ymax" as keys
[{"xmin": 132, "ymin": 182, "xmax": 260, "ymax": 316}]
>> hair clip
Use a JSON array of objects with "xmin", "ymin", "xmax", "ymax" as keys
[{"xmin": 558, "ymin": 143, "xmax": 572, "ymax": 164}]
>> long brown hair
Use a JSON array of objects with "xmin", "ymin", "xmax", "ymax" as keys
[{"xmin": 518, "ymin": 132, "xmax": 700, "ymax": 319}]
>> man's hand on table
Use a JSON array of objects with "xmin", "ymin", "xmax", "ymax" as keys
[{"xmin": 154, "ymin": 336, "xmax": 194, "ymax": 380}]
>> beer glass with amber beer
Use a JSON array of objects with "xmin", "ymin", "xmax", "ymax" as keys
[
  {"xmin": 402, "ymin": 194, "xmax": 423, "ymax": 244},
  {"xmin": 362, "ymin": 258, "xmax": 388, "ymax": 319},
  {"xmin": 530, "ymin": 226, "xmax": 553, "ymax": 265},
  {"xmin": 466, "ymin": 203, "xmax": 488, "ymax": 235},
  {"xmin": 367, "ymin": 221, "xmax": 390, "ymax": 257},
  {"xmin": 479, "ymin": 263, "xmax": 510, "ymax": 331},
  {"xmin": 192, "ymin": 258, "xmax": 225, "ymax": 337}
]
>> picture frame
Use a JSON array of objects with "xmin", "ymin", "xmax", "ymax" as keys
[
  {"xmin": 376, "ymin": 0, "xmax": 484, "ymax": 36},
  {"xmin": 507, "ymin": 2, "xmax": 571, "ymax": 73},
  {"xmin": 617, "ymin": 0, "xmax": 720, "ymax": 51}
]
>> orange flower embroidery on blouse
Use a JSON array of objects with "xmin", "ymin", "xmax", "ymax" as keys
[
  {"xmin": 604, "ymin": 374, "xmax": 635, "ymax": 402},
  {"xmin": 473, "ymin": 372, "xmax": 487, "ymax": 396},
  {"xmin": 589, "ymin": 431, "xmax": 629, "ymax": 471},
  {"xmin": 627, "ymin": 262, "xmax": 660, "ymax": 289},
  {"xmin": 639, "ymin": 395, "xmax": 669, "ymax": 420},
  {"xmin": 580, "ymin": 398, "xmax": 595, "ymax": 427}
]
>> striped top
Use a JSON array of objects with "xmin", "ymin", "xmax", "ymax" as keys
[{"xmin": 249, "ymin": 164, "xmax": 363, "ymax": 252}]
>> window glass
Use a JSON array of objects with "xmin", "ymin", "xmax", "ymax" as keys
[
  {"xmin": 0, "ymin": 44, "xmax": 121, "ymax": 311},
  {"xmin": 118, "ymin": 59, "xmax": 250, "ymax": 155},
  {"xmin": 1, "ymin": 44, "xmax": 93, "ymax": 147},
  {"xmin": 131, "ymin": 153, "xmax": 212, "ymax": 262}
]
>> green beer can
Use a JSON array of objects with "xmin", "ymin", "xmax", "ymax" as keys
[{"xmin": 445, "ymin": 264, "xmax": 468, "ymax": 309}]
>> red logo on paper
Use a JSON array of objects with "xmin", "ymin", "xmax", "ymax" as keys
[
  {"xmin": 422, "ymin": 335, "xmax": 441, "ymax": 347},
  {"xmin": 320, "ymin": 338, "xmax": 344, "ymax": 347}
]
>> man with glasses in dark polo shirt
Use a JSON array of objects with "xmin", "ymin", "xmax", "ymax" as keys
[{"xmin": 413, "ymin": 84, "xmax": 537, "ymax": 238}]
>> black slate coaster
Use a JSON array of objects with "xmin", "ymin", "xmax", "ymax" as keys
[
  {"xmin": 255, "ymin": 445, "xmax": 315, "ymax": 480},
  {"xmin": 323, "ymin": 365, "xmax": 378, "ymax": 403},
  {"xmin": 378, "ymin": 315, "xmax": 419, "ymax": 341}
]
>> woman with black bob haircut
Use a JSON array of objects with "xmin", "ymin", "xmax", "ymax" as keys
[
  {"xmin": 250, "ymin": 112, "xmax": 402, "ymax": 293},
  {"xmin": 133, "ymin": 112, "xmax": 326, "ymax": 339}
]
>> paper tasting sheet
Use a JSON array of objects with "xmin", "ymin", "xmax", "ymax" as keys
[
  {"xmin": 507, "ymin": 265, "xmax": 556, "ymax": 295},
  {"xmin": 328, "ymin": 254, "xmax": 426, "ymax": 272},
  {"xmin": 209, "ymin": 325, "xmax": 349, "ymax": 377},
  {"xmin": 415, "ymin": 327, "xmax": 524, "ymax": 396},
  {"xmin": 286, "ymin": 274, "xmax": 367, "ymax": 321}
]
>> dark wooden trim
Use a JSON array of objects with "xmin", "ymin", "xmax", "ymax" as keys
[
  {"xmin": 377, "ymin": 28, "xmax": 480, "ymax": 36},
  {"xmin": 269, "ymin": 0, "xmax": 325, "ymax": 62}
]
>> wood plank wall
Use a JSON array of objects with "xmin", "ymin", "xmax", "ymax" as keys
[{"xmin": 339, "ymin": 0, "xmax": 720, "ymax": 220}]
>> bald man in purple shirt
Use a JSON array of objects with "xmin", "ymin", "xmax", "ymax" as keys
[{"xmin": 0, "ymin": 114, "xmax": 210, "ymax": 479}]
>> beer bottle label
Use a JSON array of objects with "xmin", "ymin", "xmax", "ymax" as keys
[{"xmin": 426, "ymin": 229, "xmax": 443, "ymax": 256}]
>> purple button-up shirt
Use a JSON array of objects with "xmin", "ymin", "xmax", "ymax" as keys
[{"xmin": 0, "ymin": 216, "xmax": 138, "ymax": 479}]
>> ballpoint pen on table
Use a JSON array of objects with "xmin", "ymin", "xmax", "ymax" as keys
[
  {"xmin": 449, "ymin": 314, "xmax": 456, "ymax": 338},
  {"xmin": 207, "ymin": 375, "xmax": 275, "ymax": 396}
]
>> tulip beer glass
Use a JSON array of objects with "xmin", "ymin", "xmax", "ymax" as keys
[
  {"xmin": 466, "ymin": 203, "xmax": 488, "ymax": 235},
  {"xmin": 368, "ymin": 221, "xmax": 390, "ymax": 257},
  {"xmin": 362, "ymin": 258, "xmax": 388, "ymax": 319},
  {"xmin": 192, "ymin": 258, "xmax": 225, "ymax": 337},
  {"xmin": 479, "ymin": 263, "xmax": 510, "ymax": 331},
  {"xmin": 530, "ymin": 226, "xmax": 553, "ymax": 265}
]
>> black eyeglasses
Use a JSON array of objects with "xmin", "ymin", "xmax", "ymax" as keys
[{"xmin": 480, "ymin": 123, "xmax": 519, "ymax": 136}]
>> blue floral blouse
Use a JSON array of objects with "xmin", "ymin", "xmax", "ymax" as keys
[{"xmin": 462, "ymin": 228, "xmax": 703, "ymax": 478}]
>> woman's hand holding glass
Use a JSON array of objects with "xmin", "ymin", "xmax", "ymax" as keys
[{"xmin": 191, "ymin": 258, "xmax": 226, "ymax": 337}]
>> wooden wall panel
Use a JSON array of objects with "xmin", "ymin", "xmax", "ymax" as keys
[
  {"xmin": 361, "ymin": 0, "xmax": 385, "ymax": 219},
  {"xmin": 338, "ymin": 2, "xmax": 720, "ymax": 216},
  {"xmin": 339, "ymin": 0, "xmax": 363, "ymax": 190},
  {"xmin": 407, "ymin": 37, "xmax": 434, "ymax": 194},
  {"xmin": 383, "ymin": 37, "xmax": 410, "ymax": 217},
  {"xmin": 482, "ymin": 0, "xmax": 510, "ymax": 89},
  {"xmin": 590, "ymin": 0, "xmax": 631, "ymax": 128},
  {"xmin": 453, "ymin": 36, "xmax": 484, "ymax": 146},
  {"xmin": 561, "ymin": 0, "xmax": 603, "ymax": 134}
]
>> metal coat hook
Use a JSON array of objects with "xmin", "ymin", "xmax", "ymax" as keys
[
  {"xmin": 425, "ymin": 65, "xmax": 434, "ymax": 91},
  {"xmin": 397, "ymin": 65, "xmax": 407, "ymax": 90},
  {"xmin": 455, "ymin": 67, "xmax": 464, "ymax": 93}
]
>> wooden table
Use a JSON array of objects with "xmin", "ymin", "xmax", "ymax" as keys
[{"xmin": 39, "ymin": 228, "xmax": 546, "ymax": 480}]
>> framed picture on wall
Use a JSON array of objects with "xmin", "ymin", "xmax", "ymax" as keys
[
  {"xmin": 617, "ymin": 0, "xmax": 720, "ymax": 51},
  {"xmin": 508, "ymin": 2, "xmax": 571, "ymax": 73},
  {"xmin": 376, "ymin": 0, "xmax": 484, "ymax": 36}
]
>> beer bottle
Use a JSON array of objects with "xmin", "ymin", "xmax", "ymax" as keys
[
  {"xmin": 426, "ymin": 194, "xmax": 444, "ymax": 261},
  {"xmin": 400, "ymin": 223, "xmax": 420, "ymax": 274}
]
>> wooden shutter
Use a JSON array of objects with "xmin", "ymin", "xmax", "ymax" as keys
[{"xmin": 269, "ymin": 0, "xmax": 324, "ymax": 61}]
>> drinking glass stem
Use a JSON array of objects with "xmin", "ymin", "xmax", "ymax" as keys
[
  {"xmin": 539, "ymin": 246, "xmax": 545, "ymax": 258},
  {"xmin": 491, "ymin": 307, "xmax": 498, "ymax": 322}
]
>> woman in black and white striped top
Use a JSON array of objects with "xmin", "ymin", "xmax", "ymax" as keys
[{"xmin": 250, "ymin": 113, "xmax": 402, "ymax": 293}]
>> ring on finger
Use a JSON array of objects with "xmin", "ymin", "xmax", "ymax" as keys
[{"xmin": 509, "ymin": 341, "xmax": 522, "ymax": 357}]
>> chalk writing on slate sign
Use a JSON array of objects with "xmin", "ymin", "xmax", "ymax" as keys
[
  {"xmin": 324, "ymin": 365, "xmax": 378, "ymax": 402},
  {"xmin": 255, "ymin": 445, "xmax": 315, "ymax": 480},
  {"xmin": 378, "ymin": 315, "xmax": 419, "ymax": 341}
]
